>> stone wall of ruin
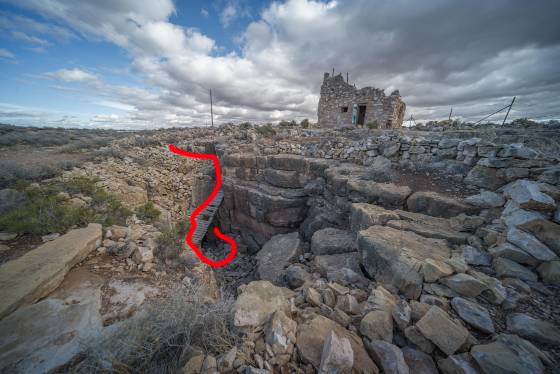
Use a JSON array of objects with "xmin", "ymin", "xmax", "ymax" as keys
[{"xmin": 317, "ymin": 73, "xmax": 406, "ymax": 128}]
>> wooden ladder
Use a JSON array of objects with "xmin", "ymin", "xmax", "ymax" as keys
[{"xmin": 191, "ymin": 189, "xmax": 224, "ymax": 245}]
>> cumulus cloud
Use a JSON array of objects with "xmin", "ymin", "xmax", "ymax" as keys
[{"xmin": 4, "ymin": 0, "xmax": 560, "ymax": 129}]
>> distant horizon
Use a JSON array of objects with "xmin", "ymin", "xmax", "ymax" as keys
[{"xmin": 1, "ymin": 1, "xmax": 559, "ymax": 129}]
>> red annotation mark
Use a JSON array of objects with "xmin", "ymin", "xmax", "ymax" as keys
[{"xmin": 168, "ymin": 144, "xmax": 237, "ymax": 267}]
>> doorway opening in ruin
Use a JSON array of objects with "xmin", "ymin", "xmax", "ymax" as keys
[{"xmin": 357, "ymin": 105, "xmax": 367, "ymax": 125}]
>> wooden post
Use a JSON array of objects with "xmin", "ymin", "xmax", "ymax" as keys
[
  {"xmin": 502, "ymin": 96, "xmax": 516, "ymax": 126},
  {"xmin": 209, "ymin": 89, "xmax": 214, "ymax": 128}
]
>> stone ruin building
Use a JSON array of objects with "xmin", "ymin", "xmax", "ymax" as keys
[{"xmin": 317, "ymin": 72, "xmax": 406, "ymax": 128}]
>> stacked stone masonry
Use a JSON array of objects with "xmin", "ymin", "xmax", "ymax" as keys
[{"xmin": 317, "ymin": 72, "xmax": 406, "ymax": 128}]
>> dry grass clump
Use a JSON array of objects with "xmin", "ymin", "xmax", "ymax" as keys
[{"xmin": 75, "ymin": 283, "xmax": 239, "ymax": 373}]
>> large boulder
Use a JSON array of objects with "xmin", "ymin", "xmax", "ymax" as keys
[
  {"xmin": 503, "ymin": 180, "xmax": 556, "ymax": 212},
  {"xmin": 296, "ymin": 315, "xmax": 378, "ymax": 373},
  {"xmin": 256, "ymin": 232, "xmax": 302, "ymax": 284},
  {"xmin": 311, "ymin": 228, "xmax": 356, "ymax": 255},
  {"xmin": 358, "ymin": 226, "xmax": 451, "ymax": 299},
  {"xmin": 406, "ymin": 191, "xmax": 478, "ymax": 218},
  {"xmin": 0, "ymin": 223, "xmax": 102, "ymax": 319},
  {"xmin": 233, "ymin": 281, "xmax": 294, "ymax": 327}
]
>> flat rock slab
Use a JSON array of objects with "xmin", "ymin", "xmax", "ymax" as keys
[
  {"xmin": 350, "ymin": 203, "xmax": 400, "ymax": 231},
  {"xmin": 358, "ymin": 226, "xmax": 451, "ymax": 299},
  {"xmin": 256, "ymin": 232, "xmax": 302, "ymax": 285},
  {"xmin": 407, "ymin": 191, "xmax": 478, "ymax": 218},
  {"xmin": 0, "ymin": 223, "xmax": 102, "ymax": 320},
  {"xmin": 416, "ymin": 306, "xmax": 469, "ymax": 356},
  {"xmin": 347, "ymin": 179, "xmax": 412, "ymax": 209},
  {"xmin": 0, "ymin": 268, "xmax": 103, "ymax": 373},
  {"xmin": 386, "ymin": 220, "xmax": 469, "ymax": 244}
]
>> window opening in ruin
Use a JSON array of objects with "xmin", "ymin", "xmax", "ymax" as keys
[
  {"xmin": 357, "ymin": 105, "xmax": 367, "ymax": 125},
  {"xmin": 341, "ymin": 106, "xmax": 348, "ymax": 113}
]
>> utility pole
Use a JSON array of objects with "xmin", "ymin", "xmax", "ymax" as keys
[
  {"xmin": 502, "ymin": 96, "xmax": 516, "ymax": 126},
  {"xmin": 346, "ymin": 72, "xmax": 349, "ymax": 83},
  {"xmin": 332, "ymin": 67, "xmax": 335, "ymax": 76},
  {"xmin": 209, "ymin": 88, "xmax": 214, "ymax": 128}
]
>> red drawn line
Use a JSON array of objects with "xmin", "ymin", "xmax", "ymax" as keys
[{"xmin": 168, "ymin": 144, "xmax": 237, "ymax": 267}]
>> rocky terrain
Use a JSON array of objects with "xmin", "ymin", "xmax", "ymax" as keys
[{"xmin": 0, "ymin": 121, "xmax": 559, "ymax": 373}]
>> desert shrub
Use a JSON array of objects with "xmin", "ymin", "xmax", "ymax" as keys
[
  {"xmin": 135, "ymin": 202, "xmax": 161, "ymax": 223},
  {"xmin": 300, "ymin": 118, "xmax": 310, "ymax": 128},
  {"xmin": 0, "ymin": 160, "xmax": 59, "ymax": 189},
  {"xmin": 254, "ymin": 123, "xmax": 276, "ymax": 137},
  {"xmin": 157, "ymin": 220, "xmax": 190, "ymax": 262},
  {"xmin": 76, "ymin": 283, "xmax": 239, "ymax": 373},
  {"xmin": 0, "ymin": 185, "xmax": 93, "ymax": 235},
  {"xmin": 238, "ymin": 122, "xmax": 252, "ymax": 130},
  {"xmin": 278, "ymin": 120, "xmax": 296, "ymax": 128},
  {"xmin": 366, "ymin": 121, "xmax": 379, "ymax": 129},
  {"xmin": 0, "ymin": 177, "xmax": 131, "ymax": 235},
  {"xmin": 59, "ymin": 176, "xmax": 100, "ymax": 195},
  {"xmin": 89, "ymin": 188, "xmax": 132, "ymax": 227}
]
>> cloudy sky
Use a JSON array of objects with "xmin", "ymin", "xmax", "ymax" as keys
[{"xmin": 0, "ymin": 0, "xmax": 559, "ymax": 129}]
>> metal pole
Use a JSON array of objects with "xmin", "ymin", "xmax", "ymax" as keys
[
  {"xmin": 210, "ymin": 89, "xmax": 214, "ymax": 128},
  {"xmin": 502, "ymin": 96, "xmax": 516, "ymax": 126}
]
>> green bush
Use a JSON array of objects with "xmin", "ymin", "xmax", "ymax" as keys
[
  {"xmin": 134, "ymin": 202, "xmax": 161, "ymax": 223},
  {"xmin": 255, "ymin": 123, "xmax": 276, "ymax": 137},
  {"xmin": 0, "ymin": 177, "xmax": 131, "ymax": 235},
  {"xmin": 300, "ymin": 118, "xmax": 310, "ymax": 128}
]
